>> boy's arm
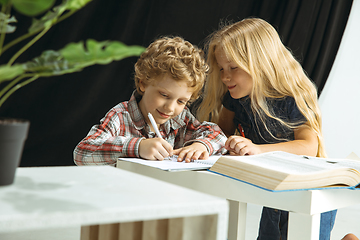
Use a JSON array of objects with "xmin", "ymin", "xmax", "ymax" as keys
[
  {"xmin": 73, "ymin": 109, "xmax": 144, "ymax": 166},
  {"xmin": 173, "ymin": 142, "xmax": 209, "ymax": 162},
  {"xmin": 181, "ymin": 111, "xmax": 227, "ymax": 155}
]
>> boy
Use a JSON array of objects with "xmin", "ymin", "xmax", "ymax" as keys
[{"xmin": 74, "ymin": 37, "xmax": 226, "ymax": 166}]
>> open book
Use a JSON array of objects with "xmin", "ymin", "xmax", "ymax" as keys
[
  {"xmin": 118, "ymin": 155, "xmax": 222, "ymax": 172},
  {"xmin": 208, "ymin": 151, "xmax": 360, "ymax": 191}
]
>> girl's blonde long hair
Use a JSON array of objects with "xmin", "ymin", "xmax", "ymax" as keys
[{"xmin": 197, "ymin": 18, "xmax": 326, "ymax": 157}]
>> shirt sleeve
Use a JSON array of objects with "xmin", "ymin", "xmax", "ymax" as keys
[
  {"xmin": 285, "ymin": 97, "xmax": 307, "ymax": 125},
  {"xmin": 180, "ymin": 110, "xmax": 227, "ymax": 155},
  {"xmin": 73, "ymin": 107, "xmax": 144, "ymax": 166},
  {"xmin": 264, "ymin": 97, "xmax": 307, "ymax": 142}
]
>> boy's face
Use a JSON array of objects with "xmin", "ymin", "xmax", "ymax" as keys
[{"xmin": 138, "ymin": 75, "xmax": 193, "ymax": 128}]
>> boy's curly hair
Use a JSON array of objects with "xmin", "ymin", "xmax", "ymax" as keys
[{"xmin": 134, "ymin": 36, "xmax": 208, "ymax": 101}]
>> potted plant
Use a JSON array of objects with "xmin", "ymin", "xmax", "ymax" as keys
[{"xmin": 0, "ymin": 0, "xmax": 145, "ymax": 185}]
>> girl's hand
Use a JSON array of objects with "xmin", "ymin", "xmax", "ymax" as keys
[
  {"xmin": 225, "ymin": 135, "xmax": 262, "ymax": 156},
  {"xmin": 139, "ymin": 138, "xmax": 173, "ymax": 160},
  {"xmin": 173, "ymin": 142, "xmax": 209, "ymax": 163}
]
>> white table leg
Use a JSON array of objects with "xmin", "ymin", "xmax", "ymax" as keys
[
  {"xmin": 288, "ymin": 212, "xmax": 320, "ymax": 240},
  {"xmin": 228, "ymin": 200, "xmax": 247, "ymax": 240}
]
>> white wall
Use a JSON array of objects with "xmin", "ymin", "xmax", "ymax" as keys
[{"xmin": 319, "ymin": 0, "xmax": 360, "ymax": 158}]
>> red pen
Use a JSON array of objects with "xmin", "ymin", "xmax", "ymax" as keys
[{"xmin": 238, "ymin": 124, "xmax": 245, "ymax": 138}]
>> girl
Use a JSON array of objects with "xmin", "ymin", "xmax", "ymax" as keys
[{"xmin": 197, "ymin": 18, "xmax": 336, "ymax": 240}]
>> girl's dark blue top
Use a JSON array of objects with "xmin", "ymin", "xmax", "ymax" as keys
[{"xmin": 222, "ymin": 91, "xmax": 306, "ymax": 144}]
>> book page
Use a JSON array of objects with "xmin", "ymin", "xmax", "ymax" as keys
[
  {"xmin": 118, "ymin": 155, "xmax": 222, "ymax": 171},
  {"xmin": 223, "ymin": 151, "xmax": 354, "ymax": 175},
  {"xmin": 318, "ymin": 157, "xmax": 360, "ymax": 170},
  {"xmin": 210, "ymin": 151, "xmax": 360, "ymax": 191}
]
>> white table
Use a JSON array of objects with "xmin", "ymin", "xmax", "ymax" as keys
[
  {"xmin": 0, "ymin": 166, "xmax": 228, "ymax": 240},
  {"xmin": 117, "ymin": 160, "xmax": 360, "ymax": 240}
]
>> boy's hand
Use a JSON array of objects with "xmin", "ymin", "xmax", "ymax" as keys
[
  {"xmin": 225, "ymin": 135, "xmax": 261, "ymax": 156},
  {"xmin": 139, "ymin": 138, "xmax": 173, "ymax": 160},
  {"xmin": 173, "ymin": 142, "xmax": 209, "ymax": 163}
]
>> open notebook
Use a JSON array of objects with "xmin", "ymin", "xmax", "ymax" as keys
[{"xmin": 118, "ymin": 155, "xmax": 222, "ymax": 171}]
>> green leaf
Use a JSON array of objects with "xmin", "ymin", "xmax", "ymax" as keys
[
  {"xmin": 12, "ymin": 0, "xmax": 56, "ymax": 17},
  {"xmin": 28, "ymin": 4, "xmax": 67, "ymax": 33},
  {"xmin": 0, "ymin": 13, "xmax": 17, "ymax": 33},
  {"xmin": 28, "ymin": 0, "xmax": 93, "ymax": 34},
  {"xmin": 24, "ymin": 50, "xmax": 70, "ymax": 75},
  {"xmin": 0, "ymin": 0, "xmax": 10, "ymax": 4},
  {"xmin": 60, "ymin": 39, "xmax": 145, "ymax": 71},
  {"xmin": 24, "ymin": 40, "xmax": 145, "ymax": 75},
  {"xmin": 0, "ymin": 64, "xmax": 25, "ymax": 83},
  {"xmin": 65, "ymin": 0, "xmax": 92, "ymax": 10}
]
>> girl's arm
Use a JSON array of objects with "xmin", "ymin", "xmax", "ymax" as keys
[
  {"xmin": 217, "ymin": 106, "xmax": 236, "ymax": 137},
  {"xmin": 226, "ymin": 124, "xmax": 319, "ymax": 157},
  {"xmin": 258, "ymin": 124, "xmax": 318, "ymax": 156}
]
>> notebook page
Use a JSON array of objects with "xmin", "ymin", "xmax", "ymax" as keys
[{"xmin": 118, "ymin": 154, "xmax": 222, "ymax": 171}]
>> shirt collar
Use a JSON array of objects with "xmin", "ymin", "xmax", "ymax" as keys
[
  {"xmin": 128, "ymin": 91, "xmax": 147, "ymax": 130},
  {"xmin": 162, "ymin": 108, "xmax": 187, "ymax": 134}
]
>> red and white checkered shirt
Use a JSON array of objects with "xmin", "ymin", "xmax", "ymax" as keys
[{"xmin": 74, "ymin": 92, "xmax": 227, "ymax": 166}]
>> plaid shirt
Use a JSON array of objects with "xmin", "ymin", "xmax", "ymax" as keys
[{"xmin": 74, "ymin": 92, "xmax": 227, "ymax": 166}]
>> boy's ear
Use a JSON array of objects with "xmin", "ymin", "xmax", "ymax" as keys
[{"xmin": 139, "ymin": 79, "xmax": 146, "ymax": 92}]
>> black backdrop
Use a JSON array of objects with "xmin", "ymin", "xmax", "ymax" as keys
[{"xmin": 0, "ymin": 0, "xmax": 353, "ymax": 167}]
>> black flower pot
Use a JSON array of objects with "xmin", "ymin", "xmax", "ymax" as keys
[{"xmin": 0, "ymin": 118, "xmax": 30, "ymax": 186}]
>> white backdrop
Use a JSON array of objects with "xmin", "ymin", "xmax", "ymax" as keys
[{"xmin": 319, "ymin": 0, "xmax": 360, "ymax": 159}]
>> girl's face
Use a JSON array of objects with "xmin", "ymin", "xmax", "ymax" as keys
[
  {"xmin": 138, "ymin": 74, "xmax": 192, "ymax": 129},
  {"xmin": 215, "ymin": 48, "xmax": 253, "ymax": 99}
]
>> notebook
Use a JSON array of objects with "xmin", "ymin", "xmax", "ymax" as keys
[{"xmin": 118, "ymin": 155, "xmax": 222, "ymax": 172}]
